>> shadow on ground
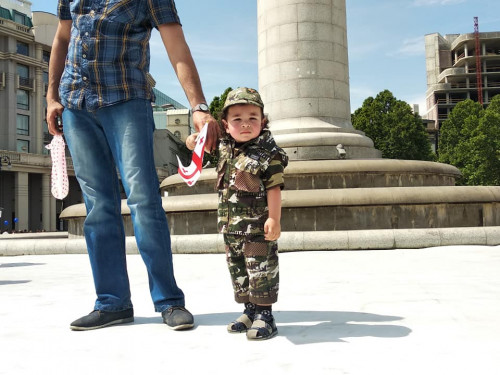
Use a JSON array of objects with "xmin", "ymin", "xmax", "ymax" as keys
[
  {"xmin": 135, "ymin": 310, "xmax": 411, "ymax": 345},
  {"xmin": 0, "ymin": 262, "xmax": 44, "ymax": 285},
  {"xmin": 0, "ymin": 262, "xmax": 45, "ymax": 268},
  {"xmin": 0, "ymin": 280, "xmax": 31, "ymax": 285}
]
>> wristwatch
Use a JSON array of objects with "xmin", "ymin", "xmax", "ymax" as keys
[{"xmin": 192, "ymin": 103, "xmax": 209, "ymax": 113}]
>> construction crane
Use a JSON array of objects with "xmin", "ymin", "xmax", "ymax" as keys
[{"xmin": 474, "ymin": 16, "xmax": 483, "ymax": 105}]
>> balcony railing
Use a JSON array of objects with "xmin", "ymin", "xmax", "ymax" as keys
[
  {"xmin": 454, "ymin": 52, "xmax": 500, "ymax": 66},
  {"xmin": 436, "ymin": 98, "xmax": 466, "ymax": 104},
  {"xmin": 467, "ymin": 65, "xmax": 500, "ymax": 73},
  {"xmin": 0, "ymin": 15, "xmax": 31, "ymax": 34}
]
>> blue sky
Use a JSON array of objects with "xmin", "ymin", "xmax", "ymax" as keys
[{"xmin": 32, "ymin": 0, "xmax": 500, "ymax": 114}]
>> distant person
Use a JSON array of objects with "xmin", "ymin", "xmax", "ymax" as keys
[
  {"xmin": 46, "ymin": 0, "xmax": 219, "ymax": 331},
  {"xmin": 186, "ymin": 88, "xmax": 288, "ymax": 340}
]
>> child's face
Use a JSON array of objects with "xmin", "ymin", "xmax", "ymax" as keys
[{"xmin": 223, "ymin": 104, "xmax": 264, "ymax": 143}]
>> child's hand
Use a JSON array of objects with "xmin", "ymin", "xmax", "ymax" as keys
[
  {"xmin": 186, "ymin": 133, "xmax": 199, "ymax": 150},
  {"xmin": 264, "ymin": 218, "xmax": 281, "ymax": 241}
]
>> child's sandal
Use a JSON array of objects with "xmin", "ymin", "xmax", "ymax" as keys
[
  {"xmin": 246, "ymin": 313, "xmax": 278, "ymax": 340},
  {"xmin": 227, "ymin": 312, "xmax": 253, "ymax": 333}
]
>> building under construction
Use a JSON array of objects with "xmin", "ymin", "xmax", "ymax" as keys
[{"xmin": 424, "ymin": 22, "xmax": 500, "ymax": 150}]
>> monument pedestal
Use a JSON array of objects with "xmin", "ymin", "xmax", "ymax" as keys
[
  {"xmin": 271, "ymin": 117, "xmax": 381, "ymax": 159},
  {"xmin": 59, "ymin": 0, "xmax": 500, "ymax": 250}
]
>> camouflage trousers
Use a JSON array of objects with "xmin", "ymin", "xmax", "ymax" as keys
[{"xmin": 223, "ymin": 234, "xmax": 279, "ymax": 305}]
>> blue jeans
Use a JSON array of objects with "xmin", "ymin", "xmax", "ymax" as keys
[{"xmin": 62, "ymin": 99, "xmax": 185, "ymax": 312}]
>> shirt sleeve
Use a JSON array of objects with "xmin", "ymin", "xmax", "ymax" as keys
[
  {"xmin": 262, "ymin": 154, "xmax": 286, "ymax": 191},
  {"xmin": 57, "ymin": 0, "xmax": 72, "ymax": 20},
  {"xmin": 146, "ymin": 0, "xmax": 182, "ymax": 28}
]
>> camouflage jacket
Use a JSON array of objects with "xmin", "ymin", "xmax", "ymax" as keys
[{"xmin": 216, "ymin": 130, "xmax": 288, "ymax": 236}]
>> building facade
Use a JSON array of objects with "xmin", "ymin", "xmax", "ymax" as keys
[
  {"xmin": 0, "ymin": 1, "xmax": 75, "ymax": 232},
  {"xmin": 0, "ymin": 1, "xmax": 191, "ymax": 232},
  {"xmin": 425, "ymin": 30, "xmax": 500, "ymax": 150}
]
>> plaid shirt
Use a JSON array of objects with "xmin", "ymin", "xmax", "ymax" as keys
[{"xmin": 57, "ymin": 0, "xmax": 180, "ymax": 111}]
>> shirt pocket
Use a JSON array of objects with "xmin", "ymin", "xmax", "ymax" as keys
[
  {"xmin": 233, "ymin": 163, "xmax": 262, "ymax": 193},
  {"xmin": 104, "ymin": 0, "xmax": 138, "ymax": 24}
]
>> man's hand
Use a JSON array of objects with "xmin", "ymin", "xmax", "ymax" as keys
[
  {"xmin": 192, "ymin": 111, "xmax": 220, "ymax": 152},
  {"xmin": 46, "ymin": 99, "xmax": 65, "ymax": 136}
]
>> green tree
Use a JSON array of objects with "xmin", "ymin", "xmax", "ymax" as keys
[
  {"xmin": 209, "ymin": 87, "xmax": 233, "ymax": 120},
  {"xmin": 437, "ymin": 99, "xmax": 482, "ymax": 170},
  {"xmin": 351, "ymin": 90, "xmax": 434, "ymax": 161},
  {"xmin": 439, "ymin": 96, "xmax": 500, "ymax": 185}
]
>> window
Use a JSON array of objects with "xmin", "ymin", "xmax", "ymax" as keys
[
  {"xmin": 17, "ymin": 41, "xmax": 29, "ymax": 56},
  {"xmin": 0, "ymin": 6, "xmax": 12, "ymax": 21},
  {"xmin": 17, "ymin": 114, "xmax": 29, "ymax": 136},
  {"xmin": 17, "ymin": 139, "xmax": 29, "ymax": 153},
  {"xmin": 17, "ymin": 64, "xmax": 30, "ymax": 88},
  {"xmin": 43, "ymin": 71, "xmax": 49, "ymax": 92},
  {"xmin": 43, "ymin": 50, "xmax": 50, "ymax": 64},
  {"xmin": 17, "ymin": 64, "xmax": 29, "ymax": 78},
  {"xmin": 13, "ymin": 10, "xmax": 32, "ymax": 27},
  {"xmin": 17, "ymin": 90, "xmax": 29, "ymax": 110}
]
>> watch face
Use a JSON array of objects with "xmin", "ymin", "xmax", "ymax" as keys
[{"xmin": 193, "ymin": 103, "xmax": 209, "ymax": 112}]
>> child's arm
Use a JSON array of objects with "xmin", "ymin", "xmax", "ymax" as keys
[
  {"xmin": 185, "ymin": 132, "xmax": 199, "ymax": 150},
  {"xmin": 186, "ymin": 132, "xmax": 215, "ymax": 153},
  {"xmin": 264, "ymin": 186, "xmax": 282, "ymax": 241}
]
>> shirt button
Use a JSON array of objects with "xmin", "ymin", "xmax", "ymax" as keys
[
  {"xmin": 85, "ymin": 32, "xmax": 89, "ymax": 36},
  {"xmin": 83, "ymin": 77, "xmax": 88, "ymax": 81},
  {"xmin": 82, "ymin": 54, "xmax": 87, "ymax": 58}
]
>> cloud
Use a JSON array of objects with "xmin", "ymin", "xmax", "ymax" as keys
[
  {"xmin": 148, "ymin": 30, "xmax": 258, "ymax": 107},
  {"xmin": 403, "ymin": 94, "xmax": 428, "ymax": 114},
  {"xmin": 350, "ymin": 86, "xmax": 377, "ymax": 111},
  {"xmin": 349, "ymin": 41, "xmax": 386, "ymax": 60},
  {"xmin": 411, "ymin": 0, "xmax": 466, "ymax": 6},
  {"xmin": 149, "ymin": 29, "xmax": 256, "ymax": 65},
  {"xmin": 387, "ymin": 36, "xmax": 425, "ymax": 57}
]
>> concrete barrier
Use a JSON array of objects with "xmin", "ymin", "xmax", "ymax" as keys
[{"xmin": 1, "ymin": 226, "xmax": 499, "ymax": 256}]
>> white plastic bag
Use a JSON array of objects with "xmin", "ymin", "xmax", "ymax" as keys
[{"xmin": 45, "ymin": 135, "xmax": 69, "ymax": 200}]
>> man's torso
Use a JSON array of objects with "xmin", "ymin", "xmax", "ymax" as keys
[{"xmin": 57, "ymin": 0, "xmax": 180, "ymax": 111}]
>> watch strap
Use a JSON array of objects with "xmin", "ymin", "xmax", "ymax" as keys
[{"xmin": 192, "ymin": 103, "xmax": 209, "ymax": 112}]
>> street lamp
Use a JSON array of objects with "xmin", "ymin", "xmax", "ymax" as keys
[{"xmin": 0, "ymin": 155, "xmax": 12, "ymax": 171}]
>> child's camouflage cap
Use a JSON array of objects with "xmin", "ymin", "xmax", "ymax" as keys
[{"xmin": 222, "ymin": 87, "xmax": 264, "ymax": 112}]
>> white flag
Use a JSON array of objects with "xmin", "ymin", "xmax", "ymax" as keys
[{"xmin": 177, "ymin": 122, "xmax": 208, "ymax": 186}]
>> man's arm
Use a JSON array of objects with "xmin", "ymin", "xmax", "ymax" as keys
[
  {"xmin": 46, "ymin": 20, "xmax": 72, "ymax": 135},
  {"xmin": 158, "ymin": 23, "xmax": 219, "ymax": 151}
]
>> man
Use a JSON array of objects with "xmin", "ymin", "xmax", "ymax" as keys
[{"xmin": 46, "ymin": 0, "xmax": 219, "ymax": 331}]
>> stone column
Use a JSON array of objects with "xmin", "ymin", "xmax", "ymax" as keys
[
  {"xmin": 42, "ymin": 173, "xmax": 51, "ymax": 231},
  {"xmin": 50, "ymin": 192, "xmax": 56, "ymax": 231},
  {"xmin": 35, "ymin": 44, "xmax": 44, "ymax": 154},
  {"xmin": 15, "ymin": 172, "xmax": 29, "ymax": 231},
  {"xmin": 257, "ymin": 0, "xmax": 380, "ymax": 160}
]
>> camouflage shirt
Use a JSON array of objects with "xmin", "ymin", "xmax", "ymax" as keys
[{"xmin": 216, "ymin": 130, "xmax": 288, "ymax": 236}]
